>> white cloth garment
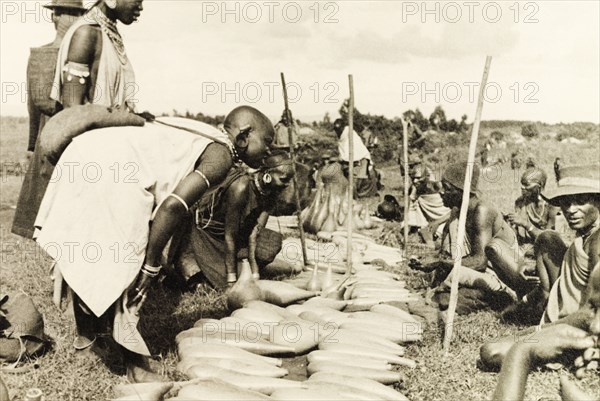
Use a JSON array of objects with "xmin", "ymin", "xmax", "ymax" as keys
[{"xmin": 338, "ymin": 127, "xmax": 371, "ymax": 162}]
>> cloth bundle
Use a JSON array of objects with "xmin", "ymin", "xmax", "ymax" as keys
[{"xmin": 39, "ymin": 104, "xmax": 145, "ymax": 165}]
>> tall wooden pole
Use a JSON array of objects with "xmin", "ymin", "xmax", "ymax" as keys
[
  {"xmin": 280, "ymin": 73, "xmax": 308, "ymax": 267},
  {"xmin": 346, "ymin": 75, "xmax": 355, "ymax": 275},
  {"xmin": 443, "ymin": 56, "xmax": 493, "ymax": 354},
  {"xmin": 401, "ymin": 118, "xmax": 410, "ymax": 256}
]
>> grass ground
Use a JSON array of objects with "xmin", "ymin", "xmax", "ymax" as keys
[{"xmin": 1, "ymin": 117, "xmax": 599, "ymax": 400}]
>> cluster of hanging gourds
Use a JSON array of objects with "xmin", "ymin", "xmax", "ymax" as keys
[{"xmin": 300, "ymin": 163, "xmax": 374, "ymax": 235}]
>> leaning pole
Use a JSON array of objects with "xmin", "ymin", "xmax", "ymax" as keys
[{"xmin": 443, "ymin": 56, "xmax": 492, "ymax": 354}]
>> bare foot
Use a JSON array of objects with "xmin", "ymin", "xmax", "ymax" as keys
[
  {"xmin": 126, "ymin": 362, "xmax": 166, "ymax": 383},
  {"xmin": 73, "ymin": 334, "xmax": 96, "ymax": 351},
  {"xmin": 418, "ymin": 227, "xmax": 436, "ymax": 249},
  {"xmin": 125, "ymin": 352, "xmax": 167, "ymax": 383}
]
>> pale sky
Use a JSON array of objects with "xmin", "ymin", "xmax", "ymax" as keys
[{"xmin": 1, "ymin": 0, "xmax": 599, "ymax": 124}]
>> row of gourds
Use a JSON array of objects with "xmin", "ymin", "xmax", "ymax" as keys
[{"xmin": 112, "ymin": 228, "xmax": 420, "ymax": 400}]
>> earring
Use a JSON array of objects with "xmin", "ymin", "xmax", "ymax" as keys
[
  {"xmin": 105, "ymin": 0, "xmax": 117, "ymax": 9},
  {"xmin": 263, "ymin": 173, "xmax": 272, "ymax": 184}
]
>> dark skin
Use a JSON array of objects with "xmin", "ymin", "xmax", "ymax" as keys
[
  {"xmin": 491, "ymin": 267, "xmax": 600, "ymax": 400},
  {"xmin": 492, "ymin": 324, "xmax": 597, "ymax": 401},
  {"xmin": 480, "ymin": 197, "xmax": 600, "ymax": 370},
  {"xmin": 411, "ymin": 179, "xmax": 532, "ymax": 295},
  {"xmin": 123, "ymin": 108, "xmax": 274, "ymax": 382},
  {"xmin": 131, "ymin": 121, "xmax": 274, "ymax": 301},
  {"xmin": 506, "ymin": 178, "xmax": 558, "ymax": 241},
  {"xmin": 532, "ymin": 196, "xmax": 600, "ymax": 309},
  {"xmin": 61, "ymin": 0, "xmax": 143, "ymax": 108},
  {"xmin": 223, "ymin": 177, "xmax": 250, "ymax": 282},
  {"xmin": 61, "ymin": 23, "xmax": 102, "ymax": 107},
  {"xmin": 225, "ymin": 164, "xmax": 294, "ymax": 284},
  {"xmin": 412, "ymin": 181, "xmax": 504, "ymax": 271}
]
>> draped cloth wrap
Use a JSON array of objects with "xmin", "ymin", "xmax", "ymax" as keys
[
  {"xmin": 406, "ymin": 193, "xmax": 450, "ymax": 228},
  {"xmin": 337, "ymin": 127, "xmax": 371, "ymax": 162},
  {"xmin": 34, "ymin": 117, "xmax": 227, "ymax": 354},
  {"xmin": 542, "ymin": 233, "xmax": 595, "ymax": 324}
]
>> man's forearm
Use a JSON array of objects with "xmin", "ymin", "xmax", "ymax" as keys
[{"xmin": 493, "ymin": 343, "xmax": 533, "ymax": 401}]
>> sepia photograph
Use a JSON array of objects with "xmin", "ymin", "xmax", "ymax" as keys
[{"xmin": 0, "ymin": 1, "xmax": 598, "ymax": 400}]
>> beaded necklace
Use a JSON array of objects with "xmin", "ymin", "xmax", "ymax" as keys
[
  {"xmin": 253, "ymin": 174, "xmax": 267, "ymax": 196},
  {"xmin": 525, "ymin": 198, "xmax": 547, "ymax": 228},
  {"xmin": 90, "ymin": 7, "xmax": 128, "ymax": 65},
  {"xmin": 219, "ymin": 127, "xmax": 240, "ymax": 163}
]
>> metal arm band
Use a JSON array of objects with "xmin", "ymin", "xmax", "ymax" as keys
[
  {"xmin": 194, "ymin": 170, "xmax": 211, "ymax": 189},
  {"xmin": 168, "ymin": 193, "xmax": 189, "ymax": 211}
]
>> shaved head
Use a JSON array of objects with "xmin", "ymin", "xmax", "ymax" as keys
[
  {"xmin": 224, "ymin": 106, "xmax": 274, "ymax": 137},
  {"xmin": 224, "ymin": 106, "xmax": 274, "ymax": 168}
]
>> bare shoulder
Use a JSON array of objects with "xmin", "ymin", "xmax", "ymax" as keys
[
  {"xmin": 587, "ymin": 227, "xmax": 600, "ymax": 260},
  {"xmin": 197, "ymin": 142, "xmax": 233, "ymax": 183},
  {"xmin": 473, "ymin": 199, "xmax": 498, "ymax": 224},
  {"xmin": 67, "ymin": 24, "xmax": 101, "ymax": 64},
  {"xmin": 226, "ymin": 175, "xmax": 251, "ymax": 203}
]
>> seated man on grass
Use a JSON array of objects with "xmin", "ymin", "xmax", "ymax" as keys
[
  {"xmin": 405, "ymin": 162, "xmax": 451, "ymax": 248},
  {"xmin": 502, "ymin": 164, "xmax": 600, "ymax": 323},
  {"xmin": 482, "ymin": 165, "xmax": 600, "ymax": 369},
  {"xmin": 505, "ymin": 166, "xmax": 558, "ymax": 265},
  {"xmin": 410, "ymin": 162, "xmax": 530, "ymax": 303}
]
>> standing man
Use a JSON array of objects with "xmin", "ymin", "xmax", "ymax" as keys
[
  {"xmin": 12, "ymin": 0, "xmax": 86, "ymax": 239},
  {"xmin": 360, "ymin": 124, "xmax": 378, "ymax": 150},
  {"xmin": 333, "ymin": 118, "xmax": 379, "ymax": 197},
  {"xmin": 273, "ymin": 110, "xmax": 299, "ymax": 151},
  {"xmin": 27, "ymin": 0, "xmax": 86, "ymax": 154}
]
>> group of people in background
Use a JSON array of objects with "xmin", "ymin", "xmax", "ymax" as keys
[
  {"xmin": 6, "ymin": 0, "xmax": 598, "ymax": 397},
  {"xmin": 408, "ymin": 156, "xmax": 599, "ymax": 398}
]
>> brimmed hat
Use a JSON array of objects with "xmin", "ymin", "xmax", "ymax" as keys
[
  {"xmin": 542, "ymin": 164, "xmax": 600, "ymax": 205},
  {"xmin": 442, "ymin": 162, "xmax": 480, "ymax": 194},
  {"xmin": 43, "ymin": 0, "xmax": 86, "ymax": 11}
]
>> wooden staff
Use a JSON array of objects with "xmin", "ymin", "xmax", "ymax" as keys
[
  {"xmin": 443, "ymin": 56, "xmax": 492, "ymax": 354},
  {"xmin": 346, "ymin": 75, "xmax": 355, "ymax": 275},
  {"xmin": 280, "ymin": 73, "xmax": 308, "ymax": 267},
  {"xmin": 400, "ymin": 118, "xmax": 410, "ymax": 255}
]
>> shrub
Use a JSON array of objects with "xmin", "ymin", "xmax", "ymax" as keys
[{"xmin": 521, "ymin": 123, "xmax": 539, "ymax": 138}]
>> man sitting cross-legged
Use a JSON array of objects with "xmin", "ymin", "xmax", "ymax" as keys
[{"xmin": 410, "ymin": 162, "xmax": 530, "ymax": 305}]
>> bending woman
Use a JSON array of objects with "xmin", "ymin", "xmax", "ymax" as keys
[{"xmin": 34, "ymin": 106, "xmax": 274, "ymax": 382}]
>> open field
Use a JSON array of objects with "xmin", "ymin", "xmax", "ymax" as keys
[{"xmin": 1, "ymin": 116, "xmax": 599, "ymax": 400}]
